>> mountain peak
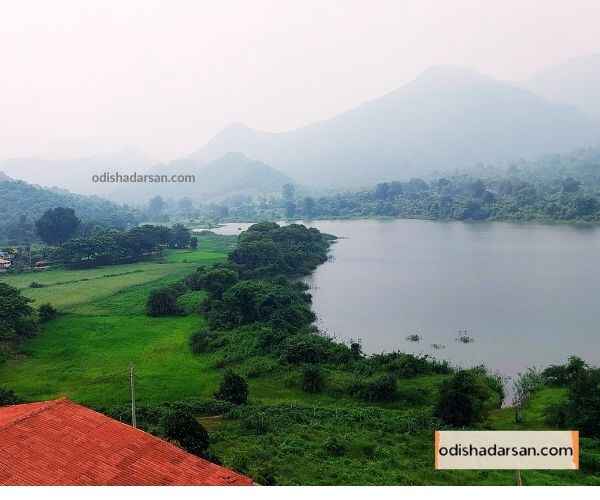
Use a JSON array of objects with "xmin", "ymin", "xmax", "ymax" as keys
[{"xmin": 0, "ymin": 171, "xmax": 12, "ymax": 182}]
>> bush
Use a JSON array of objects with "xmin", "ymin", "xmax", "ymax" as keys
[
  {"xmin": 0, "ymin": 387, "xmax": 21, "ymax": 406},
  {"xmin": 214, "ymin": 370, "xmax": 248, "ymax": 405},
  {"xmin": 241, "ymin": 411, "xmax": 270, "ymax": 435},
  {"xmin": 160, "ymin": 408, "xmax": 209, "ymax": 457},
  {"xmin": 302, "ymin": 364, "xmax": 325, "ymax": 393},
  {"xmin": 435, "ymin": 370, "xmax": 496, "ymax": 426},
  {"xmin": 189, "ymin": 329, "xmax": 222, "ymax": 354},
  {"xmin": 355, "ymin": 374, "xmax": 397, "ymax": 402},
  {"xmin": 146, "ymin": 287, "xmax": 181, "ymax": 316},
  {"xmin": 29, "ymin": 281, "xmax": 45, "ymax": 288},
  {"xmin": 323, "ymin": 436, "xmax": 347, "ymax": 456},
  {"xmin": 38, "ymin": 303, "xmax": 57, "ymax": 323},
  {"xmin": 542, "ymin": 356, "xmax": 587, "ymax": 386}
]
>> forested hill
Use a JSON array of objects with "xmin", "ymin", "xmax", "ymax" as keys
[
  {"xmin": 0, "ymin": 179, "xmax": 139, "ymax": 243},
  {"xmin": 221, "ymin": 147, "xmax": 600, "ymax": 223}
]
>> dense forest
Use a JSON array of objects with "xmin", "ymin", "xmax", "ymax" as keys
[
  {"xmin": 200, "ymin": 147, "xmax": 600, "ymax": 224},
  {"xmin": 0, "ymin": 179, "xmax": 139, "ymax": 244}
]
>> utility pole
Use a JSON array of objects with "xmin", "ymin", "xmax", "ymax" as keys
[{"xmin": 129, "ymin": 363, "xmax": 137, "ymax": 428}]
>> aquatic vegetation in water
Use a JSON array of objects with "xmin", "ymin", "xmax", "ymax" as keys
[{"xmin": 455, "ymin": 330, "xmax": 475, "ymax": 344}]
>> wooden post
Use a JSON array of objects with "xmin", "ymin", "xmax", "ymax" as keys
[{"xmin": 129, "ymin": 363, "xmax": 137, "ymax": 428}]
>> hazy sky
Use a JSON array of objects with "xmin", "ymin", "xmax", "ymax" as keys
[{"xmin": 2, "ymin": 0, "xmax": 600, "ymax": 162}]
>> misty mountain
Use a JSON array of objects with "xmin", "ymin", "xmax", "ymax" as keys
[
  {"xmin": 527, "ymin": 53, "xmax": 600, "ymax": 119},
  {"xmin": 107, "ymin": 152, "xmax": 293, "ymax": 203},
  {"xmin": 191, "ymin": 66, "xmax": 600, "ymax": 187},
  {"xmin": 0, "ymin": 148, "xmax": 150, "ymax": 197},
  {"xmin": 0, "ymin": 171, "xmax": 11, "ymax": 182}
]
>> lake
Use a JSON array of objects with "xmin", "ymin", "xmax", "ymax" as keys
[{"xmin": 211, "ymin": 219, "xmax": 600, "ymax": 381}]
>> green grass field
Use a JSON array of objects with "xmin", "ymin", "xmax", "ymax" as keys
[{"xmin": 0, "ymin": 240, "xmax": 233, "ymax": 405}]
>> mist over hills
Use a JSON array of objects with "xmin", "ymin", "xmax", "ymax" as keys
[
  {"xmin": 192, "ymin": 66, "xmax": 599, "ymax": 187},
  {"xmin": 0, "ymin": 148, "xmax": 150, "ymax": 197},
  {"xmin": 115, "ymin": 152, "xmax": 293, "ymax": 203},
  {"xmin": 3, "ymin": 64, "xmax": 600, "ymax": 198},
  {"xmin": 527, "ymin": 53, "xmax": 600, "ymax": 119}
]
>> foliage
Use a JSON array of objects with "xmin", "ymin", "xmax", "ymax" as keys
[
  {"xmin": 0, "ymin": 387, "xmax": 21, "ymax": 406},
  {"xmin": 160, "ymin": 408, "xmax": 210, "ymax": 457},
  {"xmin": 302, "ymin": 364, "xmax": 325, "ymax": 393},
  {"xmin": 545, "ymin": 362, "xmax": 600, "ymax": 438},
  {"xmin": 185, "ymin": 265, "xmax": 238, "ymax": 299},
  {"xmin": 542, "ymin": 356, "xmax": 587, "ymax": 386},
  {"xmin": 215, "ymin": 370, "xmax": 249, "ymax": 405},
  {"xmin": 189, "ymin": 329, "xmax": 222, "ymax": 354},
  {"xmin": 0, "ymin": 179, "xmax": 139, "ymax": 245},
  {"xmin": 35, "ymin": 207, "xmax": 81, "ymax": 245},
  {"xmin": 0, "ymin": 283, "xmax": 37, "ymax": 340},
  {"xmin": 146, "ymin": 286, "xmax": 183, "ymax": 316},
  {"xmin": 57, "ymin": 224, "xmax": 178, "ymax": 268},
  {"xmin": 230, "ymin": 222, "xmax": 332, "ymax": 278},
  {"xmin": 435, "ymin": 369, "xmax": 500, "ymax": 426},
  {"xmin": 350, "ymin": 374, "xmax": 397, "ymax": 402},
  {"xmin": 38, "ymin": 303, "xmax": 58, "ymax": 323}
]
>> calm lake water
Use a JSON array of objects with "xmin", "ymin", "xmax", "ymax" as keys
[{"xmin": 211, "ymin": 219, "xmax": 600, "ymax": 380}]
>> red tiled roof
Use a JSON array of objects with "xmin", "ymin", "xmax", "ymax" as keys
[{"xmin": 0, "ymin": 398, "xmax": 253, "ymax": 486}]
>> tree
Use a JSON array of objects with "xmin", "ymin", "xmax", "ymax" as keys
[
  {"xmin": 302, "ymin": 197, "xmax": 316, "ymax": 218},
  {"xmin": 0, "ymin": 283, "xmax": 37, "ymax": 340},
  {"xmin": 302, "ymin": 364, "xmax": 324, "ymax": 393},
  {"xmin": 147, "ymin": 196, "xmax": 166, "ymax": 220},
  {"xmin": 35, "ymin": 207, "xmax": 81, "ymax": 245},
  {"xmin": 190, "ymin": 237, "xmax": 198, "ymax": 249},
  {"xmin": 161, "ymin": 408, "xmax": 210, "ymax": 457},
  {"xmin": 435, "ymin": 370, "xmax": 495, "ymax": 426},
  {"xmin": 178, "ymin": 197, "xmax": 194, "ymax": 215},
  {"xmin": 146, "ymin": 287, "xmax": 181, "ymax": 316},
  {"xmin": 285, "ymin": 200, "xmax": 296, "ymax": 219},
  {"xmin": 38, "ymin": 303, "xmax": 58, "ymax": 323},
  {"xmin": 169, "ymin": 224, "xmax": 191, "ymax": 248},
  {"xmin": 512, "ymin": 368, "xmax": 544, "ymax": 423},
  {"xmin": 214, "ymin": 370, "xmax": 248, "ymax": 404},
  {"xmin": 0, "ymin": 387, "xmax": 21, "ymax": 406},
  {"xmin": 282, "ymin": 183, "xmax": 295, "ymax": 203}
]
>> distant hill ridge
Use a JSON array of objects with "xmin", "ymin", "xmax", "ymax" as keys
[
  {"xmin": 0, "ymin": 178, "xmax": 139, "ymax": 241},
  {"xmin": 191, "ymin": 65, "xmax": 600, "ymax": 187}
]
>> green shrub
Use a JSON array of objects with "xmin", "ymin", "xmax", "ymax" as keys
[
  {"xmin": 350, "ymin": 374, "xmax": 397, "ymax": 402},
  {"xmin": 0, "ymin": 387, "xmax": 21, "ymax": 406},
  {"xmin": 189, "ymin": 329, "xmax": 222, "ymax": 354},
  {"xmin": 215, "ymin": 370, "xmax": 249, "ymax": 405},
  {"xmin": 146, "ymin": 287, "xmax": 181, "ymax": 316},
  {"xmin": 38, "ymin": 303, "xmax": 57, "ymax": 323},
  {"xmin": 160, "ymin": 408, "xmax": 209, "ymax": 457},
  {"xmin": 241, "ymin": 357, "xmax": 278, "ymax": 378},
  {"xmin": 29, "ymin": 281, "xmax": 45, "ymax": 289},
  {"xmin": 435, "ymin": 369, "xmax": 496, "ymax": 426},
  {"xmin": 241, "ymin": 411, "xmax": 270, "ymax": 435},
  {"xmin": 323, "ymin": 436, "xmax": 347, "ymax": 456},
  {"xmin": 302, "ymin": 364, "xmax": 325, "ymax": 393}
]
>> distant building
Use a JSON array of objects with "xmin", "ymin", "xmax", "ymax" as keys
[{"xmin": 0, "ymin": 398, "xmax": 253, "ymax": 486}]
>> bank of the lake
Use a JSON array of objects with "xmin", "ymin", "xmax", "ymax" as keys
[{"xmin": 210, "ymin": 219, "xmax": 600, "ymax": 382}]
